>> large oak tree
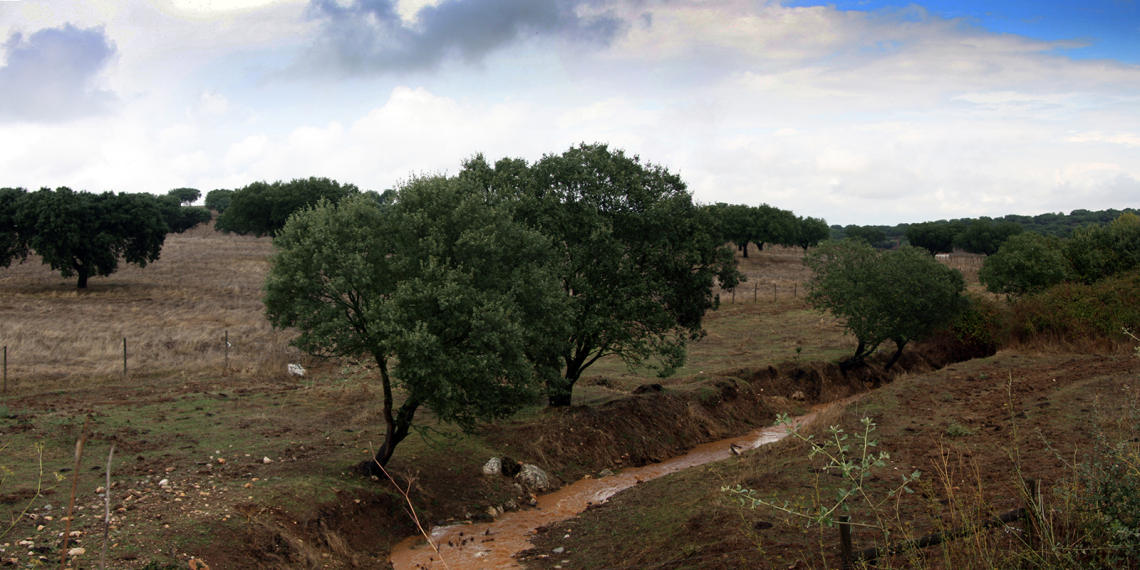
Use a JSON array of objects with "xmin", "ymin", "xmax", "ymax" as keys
[
  {"xmin": 15, "ymin": 188, "xmax": 167, "ymax": 288},
  {"xmin": 463, "ymin": 143, "xmax": 742, "ymax": 407}
]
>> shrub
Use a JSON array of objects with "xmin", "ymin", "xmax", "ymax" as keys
[
  {"xmin": 979, "ymin": 232, "xmax": 1068, "ymax": 295},
  {"xmin": 1009, "ymin": 272, "xmax": 1140, "ymax": 342}
]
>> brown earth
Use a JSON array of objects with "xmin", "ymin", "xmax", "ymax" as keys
[{"xmin": 519, "ymin": 351, "xmax": 1140, "ymax": 569}]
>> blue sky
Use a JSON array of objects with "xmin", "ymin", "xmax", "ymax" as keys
[
  {"xmin": 1, "ymin": 0, "xmax": 1138, "ymax": 226},
  {"xmin": 791, "ymin": 0, "xmax": 1140, "ymax": 62}
]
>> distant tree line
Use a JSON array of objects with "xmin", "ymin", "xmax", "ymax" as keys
[
  {"xmin": 0, "ymin": 187, "xmax": 212, "ymax": 288},
  {"xmin": 706, "ymin": 203, "xmax": 830, "ymax": 256},
  {"xmin": 980, "ymin": 212, "xmax": 1140, "ymax": 295},
  {"xmin": 829, "ymin": 208, "xmax": 1140, "ymax": 255}
]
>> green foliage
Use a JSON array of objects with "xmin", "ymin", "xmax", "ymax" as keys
[
  {"xmin": 1009, "ymin": 272, "xmax": 1140, "ymax": 340},
  {"xmin": 263, "ymin": 177, "xmax": 566, "ymax": 468},
  {"xmin": 947, "ymin": 294, "xmax": 1005, "ymax": 352},
  {"xmin": 1065, "ymin": 215, "xmax": 1140, "ymax": 284},
  {"xmin": 215, "ymin": 177, "xmax": 358, "ymax": 237},
  {"xmin": 462, "ymin": 144, "xmax": 742, "ymax": 406},
  {"xmin": 724, "ymin": 415, "xmax": 920, "ymax": 530},
  {"xmin": 155, "ymin": 195, "xmax": 212, "ymax": 234},
  {"xmin": 944, "ymin": 422, "xmax": 976, "ymax": 437},
  {"xmin": 979, "ymin": 232, "xmax": 1069, "ymax": 295},
  {"xmin": 905, "ymin": 221, "xmax": 965, "ymax": 254},
  {"xmin": 793, "ymin": 216, "xmax": 831, "ymax": 251},
  {"xmin": 166, "ymin": 187, "xmax": 201, "ymax": 205},
  {"xmin": 0, "ymin": 187, "xmax": 29, "ymax": 268},
  {"xmin": 14, "ymin": 188, "xmax": 167, "ymax": 288},
  {"xmin": 954, "ymin": 219, "xmax": 1023, "ymax": 255},
  {"xmin": 203, "ymin": 189, "xmax": 234, "ymax": 213},
  {"xmin": 804, "ymin": 240, "xmax": 965, "ymax": 370},
  {"xmin": 845, "ymin": 225, "xmax": 886, "ymax": 247}
]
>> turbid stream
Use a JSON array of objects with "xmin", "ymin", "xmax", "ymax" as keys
[{"xmin": 388, "ymin": 410, "xmax": 820, "ymax": 570}]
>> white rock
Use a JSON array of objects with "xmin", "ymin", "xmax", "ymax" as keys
[
  {"xmin": 68, "ymin": 548, "xmax": 85, "ymax": 556},
  {"xmin": 481, "ymin": 457, "xmax": 501, "ymax": 476},
  {"xmin": 262, "ymin": 457, "xmax": 272, "ymax": 464},
  {"xmin": 517, "ymin": 464, "xmax": 552, "ymax": 491},
  {"xmin": 158, "ymin": 479, "xmax": 170, "ymax": 487},
  {"xmin": 287, "ymin": 364, "xmax": 306, "ymax": 377}
]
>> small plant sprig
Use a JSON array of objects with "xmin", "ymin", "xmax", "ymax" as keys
[{"xmin": 723, "ymin": 413, "xmax": 921, "ymax": 533}]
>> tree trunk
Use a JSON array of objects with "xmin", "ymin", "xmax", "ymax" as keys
[
  {"xmin": 360, "ymin": 358, "xmax": 421, "ymax": 476},
  {"xmin": 741, "ymin": 241, "xmax": 749, "ymax": 258},
  {"xmin": 883, "ymin": 340, "xmax": 907, "ymax": 371},
  {"xmin": 75, "ymin": 262, "xmax": 89, "ymax": 289},
  {"xmin": 548, "ymin": 351, "xmax": 588, "ymax": 407}
]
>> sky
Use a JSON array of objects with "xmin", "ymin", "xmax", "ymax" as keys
[{"xmin": 0, "ymin": 0, "xmax": 1138, "ymax": 226}]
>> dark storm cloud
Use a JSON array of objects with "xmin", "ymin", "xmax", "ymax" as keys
[
  {"xmin": 300, "ymin": 0, "xmax": 628, "ymax": 75},
  {"xmin": 0, "ymin": 24, "xmax": 117, "ymax": 123}
]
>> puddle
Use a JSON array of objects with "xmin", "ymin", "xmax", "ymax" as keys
[{"xmin": 389, "ymin": 410, "xmax": 820, "ymax": 569}]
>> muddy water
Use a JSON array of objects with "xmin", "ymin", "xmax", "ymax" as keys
[{"xmin": 388, "ymin": 412, "xmax": 817, "ymax": 570}]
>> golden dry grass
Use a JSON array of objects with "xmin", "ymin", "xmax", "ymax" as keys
[{"xmin": 0, "ymin": 225, "xmax": 301, "ymax": 389}]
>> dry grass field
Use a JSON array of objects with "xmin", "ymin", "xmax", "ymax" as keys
[{"xmin": 0, "ymin": 225, "xmax": 304, "ymax": 388}]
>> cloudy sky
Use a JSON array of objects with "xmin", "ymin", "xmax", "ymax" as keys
[{"xmin": 1, "ymin": 0, "xmax": 1137, "ymax": 226}]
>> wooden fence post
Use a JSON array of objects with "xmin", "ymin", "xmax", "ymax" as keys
[
  {"xmin": 838, "ymin": 515, "xmax": 854, "ymax": 570},
  {"xmin": 753, "ymin": 281, "xmax": 757, "ymax": 302},
  {"xmin": 772, "ymin": 283, "xmax": 777, "ymax": 302},
  {"xmin": 3, "ymin": 345, "xmax": 6, "ymax": 393}
]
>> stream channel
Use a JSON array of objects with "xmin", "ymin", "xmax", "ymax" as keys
[{"xmin": 388, "ymin": 409, "xmax": 821, "ymax": 569}]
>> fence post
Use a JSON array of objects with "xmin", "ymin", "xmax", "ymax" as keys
[
  {"xmin": 794, "ymin": 283, "xmax": 797, "ymax": 298},
  {"xmin": 838, "ymin": 515, "xmax": 854, "ymax": 570},
  {"xmin": 122, "ymin": 338, "xmax": 127, "ymax": 378},
  {"xmin": 753, "ymin": 281, "xmax": 757, "ymax": 302},
  {"xmin": 772, "ymin": 283, "xmax": 777, "ymax": 302},
  {"xmin": 224, "ymin": 330, "xmax": 229, "ymax": 376},
  {"xmin": 3, "ymin": 345, "xmax": 6, "ymax": 393}
]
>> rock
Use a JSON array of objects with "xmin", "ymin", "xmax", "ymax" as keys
[
  {"xmin": 503, "ymin": 499, "xmax": 518, "ymax": 511},
  {"xmin": 791, "ymin": 390, "xmax": 806, "ymax": 401},
  {"xmin": 553, "ymin": 547, "xmax": 565, "ymax": 554},
  {"xmin": 482, "ymin": 457, "xmax": 501, "ymax": 476},
  {"xmin": 262, "ymin": 457, "xmax": 272, "ymax": 464},
  {"xmin": 158, "ymin": 479, "xmax": 170, "ymax": 487},
  {"xmin": 598, "ymin": 469, "xmax": 614, "ymax": 478},
  {"xmin": 500, "ymin": 457, "xmax": 522, "ymax": 477},
  {"xmin": 632, "ymin": 383, "xmax": 663, "ymax": 394},
  {"xmin": 287, "ymin": 364, "xmax": 306, "ymax": 377},
  {"xmin": 517, "ymin": 464, "xmax": 552, "ymax": 491},
  {"xmin": 67, "ymin": 548, "xmax": 85, "ymax": 556}
]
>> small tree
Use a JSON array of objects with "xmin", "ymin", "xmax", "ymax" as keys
[
  {"xmin": 15, "ymin": 188, "xmax": 167, "ymax": 288},
  {"xmin": 166, "ymin": 188, "xmax": 201, "ymax": 205},
  {"xmin": 204, "ymin": 189, "xmax": 234, "ymax": 213},
  {"xmin": 155, "ymin": 195, "xmax": 212, "ymax": 234},
  {"xmin": 804, "ymin": 240, "xmax": 965, "ymax": 371},
  {"xmin": 264, "ymin": 178, "xmax": 566, "ymax": 471},
  {"xmin": 979, "ymin": 232, "xmax": 1068, "ymax": 295},
  {"xmin": 793, "ymin": 216, "xmax": 831, "ymax": 251}
]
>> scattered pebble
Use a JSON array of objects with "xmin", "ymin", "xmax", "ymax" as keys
[{"xmin": 68, "ymin": 547, "xmax": 85, "ymax": 556}]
